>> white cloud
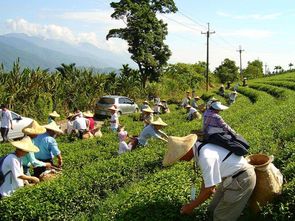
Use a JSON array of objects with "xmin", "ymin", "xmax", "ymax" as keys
[
  {"xmin": 217, "ymin": 11, "xmax": 282, "ymax": 20},
  {"xmin": 5, "ymin": 18, "xmax": 128, "ymax": 53}
]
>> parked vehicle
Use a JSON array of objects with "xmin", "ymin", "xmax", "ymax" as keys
[
  {"xmin": 95, "ymin": 95, "xmax": 139, "ymax": 117},
  {"xmin": 0, "ymin": 110, "xmax": 33, "ymax": 141}
]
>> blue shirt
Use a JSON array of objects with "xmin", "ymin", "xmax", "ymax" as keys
[
  {"xmin": 137, "ymin": 125, "xmax": 162, "ymax": 146},
  {"xmin": 33, "ymin": 133, "xmax": 61, "ymax": 160}
]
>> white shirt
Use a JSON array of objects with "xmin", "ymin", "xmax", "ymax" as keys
[
  {"xmin": 193, "ymin": 142, "xmax": 248, "ymax": 188},
  {"xmin": 73, "ymin": 117, "xmax": 88, "ymax": 130},
  {"xmin": 67, "ymin": 121, "xmax": 73, "ymax": 134},
  {"xmin": 188, "ymin": 107, "xmax": 197, "ymax": 115},
  {"xmin": 110, "ymin": 113, "xmax": 119, "ymax": 130},
  {"xmin": 118, "ymin": 141, "xmax": 131, "ymax": 155},
  {"xmin": 0, "ymin": 154, "xmax": 24, "ymax": 197},
  {"xmin": 1, "ymin": 110, "xmax": 12, "ymax": 128}
]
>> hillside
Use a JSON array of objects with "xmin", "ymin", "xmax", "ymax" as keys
[
  {"xmin": 0, "ymin": 72, "xmax": 295, "ymax": 220},
  {"xmin": 0, "ymin": 33, "xmax": 133, "ymax": 71}
]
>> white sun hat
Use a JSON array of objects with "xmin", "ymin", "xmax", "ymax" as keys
[{"xmin": 211, "ymin": 101, "xmax": 229, "ymax": 111}]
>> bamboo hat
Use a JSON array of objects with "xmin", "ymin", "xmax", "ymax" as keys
[
  {"xmin": 83, "ymin": 111, "xmax": 94, "ymax": 118},
  {"xmin": 163, "ymin": 134, "xmax": 198, "ymax": 166},
  {"xmin": 10, "ymin": 136, "xmax": 39, "ymax": 153},
  {"xmin": 43, "ymin": 121, "xmax": 64, "ymax": 134},
  {"xmin": 22, "ymin": 120, "xmax": 46, "ymax": 135},
  {"xmin": 49, "ymin": 111, "xmax": 60, "ymax": 118},
  {"xmin": 142, "ymin": 107, "xmax": 154, "ymax": 113},
  {"xmin": 67, "ymin": 113, "xmax": 74, "ymax": 119},
  {"xmin": 185, "ymin": 104, "xmax": 191, "ymax": 108},
  {"xmin": 151, "ymin": 117, "xmax": 168, "ymax": 126},
  {"xmin": 194, "ymin": 96, "xmax": 200, "ymax": 100},
  {"xmin": 143, "ymin": 100, "xmax": 149, "ymax": 104}
]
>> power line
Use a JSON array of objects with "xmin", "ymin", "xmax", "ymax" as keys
[{"xmin": 161, "ymin": 14, "xmax": 204, "ymax": 32}]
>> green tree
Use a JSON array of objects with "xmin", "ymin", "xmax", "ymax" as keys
[
  {"xmin": 107, "ymin": 0, "xmax": 177, "ymax": 88},
  {"xmin": 214, "ymin": 58, "xmax": 239, "ymax": 83},
  {"xmin": 243, "ymin": 60, "xmax": 263, "ymax": 79}
]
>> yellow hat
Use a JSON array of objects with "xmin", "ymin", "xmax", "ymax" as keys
[
  {"xmin": 151, "ymin": 117, "xmax": 168, "ymax": 126},
  {"xmin": 162, "ymin": 134, "xmax": 198, "ymax": 166},
  {"xmin": 43, "ymin": 121, "xmax": 64, "ymax": 134},
  {"xmin": 49, "ymin": 111, "xmax": 60, "ymax": 118},
  {"xmin": 83, "ymin": 111, "xmax": 94, "ymax": 118},
  {"xmin": 10, "ymin": 136, "xmax": 39, "ymax": 153},
  {"xmin": 22, "ymin": 120, "xmax": 46, "ymax": 135},
  {"xmin": 142, "ymin": 107, "xmax": 154, "ymax": 113}
]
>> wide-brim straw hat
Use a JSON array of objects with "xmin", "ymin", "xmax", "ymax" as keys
[
  {"xmin": 67, "ymin": 113, "xmax": 74, "ymax": 119},
  {"xmin": 43, "ymin": 121, "xmax": 64, "ymax": 134},
  {"xmin": 211, "ymin": 101, "xmax": 228, "ymax": 111},
  {"xmin": 108, "ymin": 106, "xmax": 118, "ymax": 111},
  {"xmin": 185, "ymin": 104, "xmax": 191, "ymax": 108},
  {"xmin": 10, "ymin": 136, "xmax": 39, "ymax": 153},
  {"xmin": 163, "ymin": 134, "xmax": 198, "ymax": 166},
  {"xmin": 151, "ymin": 117, "xmax": 168, "ymax": 126},
  {"xmin": 83, "ymin": 111, "xmax": 94, "ymax": 118},
  {"xmin": 49, "ymin": 111, "xmax": 60, "ymax": 118},
  {"xmin": 194, "ymin": 96, "xmax": 200, "ymax": 100},
  {"xmin": 143, "ymin": 100, "xmax": 149, "ymax": 104},
  {"xmin": 22, "ymin": 120, "xmax": 46, "ymax": 135},
  {"xmin": 142, "ymin": 107, "xmax": 154, "ymax": 113}
]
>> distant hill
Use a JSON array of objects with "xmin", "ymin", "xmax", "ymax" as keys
[{"xmin": 0, "ymin": 33, "xmax": 134, "ymax": 72}]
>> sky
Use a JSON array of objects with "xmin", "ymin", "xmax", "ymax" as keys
[{"xmin": 1, "ymin": 0, "xmax": 295, "ymax": 72}]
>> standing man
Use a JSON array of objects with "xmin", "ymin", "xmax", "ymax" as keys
[
  {"xmin": 1, "ymin": 104, "xmax": 13, "ymax": 142},
  {"xmin": 33, "ymin": 121, "xmax": 63, "ymax": 177},
  {"xmin": 162, "ymin": 134, "xmax": 256, "ymax": 221}
]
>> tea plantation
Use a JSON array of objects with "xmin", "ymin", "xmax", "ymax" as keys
[{"xmin": 0, "ymin": 72, "xmax": 295, "ymax": 220}]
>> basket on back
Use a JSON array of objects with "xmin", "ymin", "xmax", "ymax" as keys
[{"xmin": 246, "ymin": 154, "xmax": 283, "ymax": 213}]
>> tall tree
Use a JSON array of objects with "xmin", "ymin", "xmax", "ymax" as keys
[
  {"xmin": 214, "ymin": 58, "xmax": 239, "ymax": 83},
  {"xmin": 107, "ymin": 0, "xmax": 177, "ymax": 88},
  {"xmin": 243, "ymin": 60, "xmax": 263, "ymax": 79}
]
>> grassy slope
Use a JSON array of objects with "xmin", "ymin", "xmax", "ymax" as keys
[{"xmin": 0, "ymin": 72, "xmax": 295, "ymax": 220}]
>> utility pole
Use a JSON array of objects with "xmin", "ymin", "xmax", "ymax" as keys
[
  {"xmin": 237, "ymin": 45, "xmax": 245, "ymax": 79},
  {"xmin": 264, "ymin": 64, "xmax": 268, "ymax": 75},
  {"xmin": 202, "ymin": 23, "xmax": 215, "ymax": 91}
]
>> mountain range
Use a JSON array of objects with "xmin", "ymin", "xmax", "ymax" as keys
[{"xmin": 0, "ymin": 33, "xmax": 133, "ymax": 72}]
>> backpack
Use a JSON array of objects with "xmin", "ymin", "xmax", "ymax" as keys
[
  {"xmin": 199, "ymin": 127, "xmax": 250, "ymax": 162},
  {"xmin": 0, "ymin": 154, "xmax": 12, "ymax": 187}
]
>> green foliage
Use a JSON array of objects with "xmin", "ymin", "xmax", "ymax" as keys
[
  {"xmin": 214, "ymin": 58, "xmax": 239, "ymax": 83},
  {"xmin": 243, "ymin": 59, "xmax": 263, "ymax": 79}
]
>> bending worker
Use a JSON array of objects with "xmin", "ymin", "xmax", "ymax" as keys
[{"xmin": 162, "ymin": 134, "xmax": 256, "ymax": 221}]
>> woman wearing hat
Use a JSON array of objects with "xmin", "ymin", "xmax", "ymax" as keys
[
  {"xmin": 228, "ymin": 91, "xmax": 238, "ymax": 105},
  {"xmin": 132, "ymin": 117, "xmax": 168, "ymax": 148},
  {"xmin": 0, "ymin": 137, "xmax": 40, "ymax": 198},
  {"xmin": 185, "ymin": 105, "xmax": 201, "ymax": 121},
  {"xmin": 48, "ymin": 111, "xmax": 60, "ymax": 123},
  {"xmin": 33, "ymin": 121, "xmax": 63, "ymax": 177},
  {"xmin": 21, "ymin": 121, "xmax": 52, "ymax": 175},
  {"xmin": 141, "ymin": 107, "xmax": 154, "ymax": 127},
  {"xmin": 83, "ymin": 111, "xmax": 95, "ymax": 134},
  {"xmin": 203, "ymin": 101, "xmax": 236, "ymax": 136},
  {"xmin": 140, "ymin": 100, "xmax": 150, "ymax": 112},
  {"xmin": 162, "ymin": 134, "xmax": 256, "ymax": 221},
  {"xmin": 108, "ymin": 105, "xmax": 119, "ymax": 132}
]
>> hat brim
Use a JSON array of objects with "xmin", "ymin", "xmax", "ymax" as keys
[
  {"xmin": 211, "ymin": 103, "xmax": 228, "ymax": 110},
  {"xmin": 10, "ymin": 138, "xmax": 39, "ymax": 153},
  {"xmin": 163, "ymin": 134, "xmax": 198, "ymax": 166}
]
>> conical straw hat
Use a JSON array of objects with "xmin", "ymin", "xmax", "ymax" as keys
[
  {"xmin": 163, "ymin": 134, "xmax": 198, "ymax": 166},
  {"xmin": 49, "ymin": 111, "xmax": 60, "ymax": 118},
  {"xmin": 83, "ymin": 111, "xmax": 94, "ymax": 118},
  {"xmin": 43, "ymin": 121, "xmax": 64, "ymax": 134},
  {"xmin": 22, "ymin": 120, "xmax": 46, "ymax": 135},
  {"xmin": 142, "ymin": 107, "xmax": 154, "ymax": 113},
  {"xmin": 10, "ymin": 136, "xmax": 39, "ymax": 153},
  {"xmin": 151, "ymin": 117, "xmax": 167, "ymax": 126}
]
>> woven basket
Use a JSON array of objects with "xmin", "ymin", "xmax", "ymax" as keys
[{"xmin": 246, "ymin": 154, "xmax": 283, "ymax": 213}]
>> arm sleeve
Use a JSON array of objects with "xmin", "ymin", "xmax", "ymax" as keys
[
  {"xmin": 48, "ymin": 138, "xmax": 61, "ymax": 156},
  {"xmin": 27, "ymin": 152, "xmax": 46, "ymax": 167},
  {"xmin": 198, "ymin": 157, "xmax": 222, "ymax": 188},
  {"xmin": 215, "ymin": 115, "xmax": 235, "ymax": 134}
]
